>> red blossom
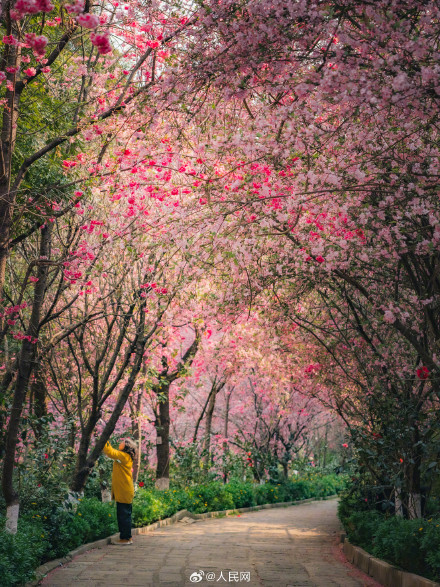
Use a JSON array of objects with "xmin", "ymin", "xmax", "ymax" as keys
[{"xmin": 416, "ymin": 367, "xmax": 429, "ymax": 380}]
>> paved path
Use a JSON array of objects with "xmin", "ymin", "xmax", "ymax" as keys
[{"xmin": 42, "ymin": 499, "xmax": 380, "ymax": 587}]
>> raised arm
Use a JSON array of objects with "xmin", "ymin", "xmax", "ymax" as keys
[{"xmin": 103, "ymin": 441, "xmax": 128, "ymax": 463}]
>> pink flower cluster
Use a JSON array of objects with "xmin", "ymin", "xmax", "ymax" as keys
[
  {"xmin": 2, "ymin": 35, "xmax": 18, "ymax": 45},
  {"xmin": 10, "ymin": 330, "xmax": 39, "ymax": 343},
  {"xmin": 90, "ymin": 33, "xmax": 112, "ymax": 55},
  {"xmin": 0, "ymin": 72, "xmax": 6, "ymax": 83},
  {"xmin": 304, "ymin": 363, "xmax": 321, "ymax": 374},
  {"xmin": 12, "ymin": 0, "xmax": 53, "ymax": 19},
  {"xmin": 140, "ymin": 282, "xmax": 168, "ymax": 294},
  {"xmin": 62, "ymin": 160, "xmax": 77, "ymax": 169},
  {"xmin": 65, "ymin": 0, "xmax": 85, "ymax": 14},
  {"xmin": 77, "ymin": 13, "xmax": 99, "ymax": 29},
  {"xmin": 25, "ymin": 33, "xmax": 48, "ymax": 56}
]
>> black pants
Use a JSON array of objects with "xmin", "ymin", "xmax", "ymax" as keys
[{"xmin": 116, "ymin": 502, "xmax": 132, "ymax": 540}]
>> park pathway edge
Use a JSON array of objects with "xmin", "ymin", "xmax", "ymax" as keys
[
  {"xmin": 27, "ymin": 494, "xmax": 335, "ymax": 585},
  {"xmin": 342, "ymin": 536, "xmax": 440, "ymax": 587}
]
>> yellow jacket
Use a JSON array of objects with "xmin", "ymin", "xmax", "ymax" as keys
[{"xmin": 103, "ymin": 442, "xmax": 134, "ymax": 504}]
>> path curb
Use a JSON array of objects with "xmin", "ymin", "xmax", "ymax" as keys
[
  {"xmin": 341, "ymin": 537, "xmax": 440, "ymax": 587},
  {"xmin": 28, "ymin": 493, "xmax": 338, "ymax": 585}
]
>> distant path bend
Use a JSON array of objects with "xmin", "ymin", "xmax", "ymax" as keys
[{"xmin": 42, "ymin": 498, "xmax": 381, "ymax": 586}]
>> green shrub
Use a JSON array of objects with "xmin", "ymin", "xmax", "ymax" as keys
[
  {"xmin": 132, "ymin": 491, "xmax": 170, "ymax": 526},
  {"xmin": 420, "ymin": 519, "xmax": 440, "ymax": 579},
  {"xmin": 344, "ymin": 510, "xmax": 383, "ymax": 550},
  {"xmin": 372, "ymin": 516, "xmax": 425, "ymax": 575},
  {"xmin": 339, "ymin": 497, "xmax": 440, "ymax": 581},
  {"xmin": 0, "ymin": 516, "xmax": 46, "ymax": 586},
  {"xmin": 224, "ymin": 481, "xmax": 256, "ymax": 508}
]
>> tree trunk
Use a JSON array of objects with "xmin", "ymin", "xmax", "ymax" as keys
[
  {"xmin": 407, "ymin": 441, "xmax": 422, "ymax": 519},
  {"xmin": 155, "ymin": 384, "xmax": 170, "ymax": 490},
  {"xmin": 70, "ymin": 426, "xmax": 94, "ymax": 493},
  {"xmin": 223, "ymin": 391, "xmax": 231, "ymax": 484},
  {"xmin": 0, "ymin": 40, "xmax": 22, "ymax": 297},
  {"xmin": 100, "ymin": 467, "xmax": 111, "ymax": 503},
  {"xmin": 32, "ymin": 364, "xmax": 47, "ymax": 440},
  {"xmin": 132, "ymin": 390, "xmax": 142, "ymax": 484},
  {"xmin": 322, "ymin": 423, "xmax": 329, "ymax": 469},
  {"xmin": 192, "ymin": 391, "xmax": 211, "ymax": 444},
  {"xmin": 69, "ymin": 302, "xmax": 149, "ymax": 493},
  {"xmin": 202, "ymin": 381, "xmax": 221, "ymax": 469},
  {"xmin": 153, "ymin": 331, "xmax": 200, "ymax": 490},
  {"xmin": 1, "ymin": 226, "xmax": 51, "ymax": 532}
]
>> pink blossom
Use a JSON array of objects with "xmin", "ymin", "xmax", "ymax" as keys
[
  {"xmin": 2, "ymin": 35, "xmax": 18, "ymax": 45},
  {"xmin": 13, "ymin": 0, "xmax": 39, "ymax": 14},
  {"xmin": 0, "ymin": 72, "xmax": 6, "ymax": 83},
  {"xmin": 25, "ymin": 33, "xmax": 48, "ymax": 56},
  {"xmin": 77, "ymin": 13, "xmax": 100, "ymax": 29},
  {"xmin": 383, "ymin": 310, "xmax": 395, "ymax": 324},
  {"xmin": 65, "ymin": 0, "xmax": 84, "ymax": 14},
  {"xmin": 90, "ymin": 33, "xmax": 112, "ymax": 55},
  {"xmin": 36, "ymin": 0, "xmax": 54, "ymax": 11},
  {"xmin": 62, "ymin": 160, "xmax": 77, "ymax": 168},
  {"xmin": 24, "ymin": 67, "xmax": 37, "ymax": 77},
  {"xmin": 14, "ymin": 0, "xmax": 54, "ymax": 14}
]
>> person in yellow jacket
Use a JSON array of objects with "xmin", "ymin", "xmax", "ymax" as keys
[{"xmin": 103, "ymin": 437, "xmax": 137, "ymax": 545}]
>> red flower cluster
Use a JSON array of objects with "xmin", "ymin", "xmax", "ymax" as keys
[{"xmin": 416, "ymin": 366, "xmax": 429, "ymax": 380}]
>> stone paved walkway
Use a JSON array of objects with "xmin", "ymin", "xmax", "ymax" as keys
[{"xmin": 42, "ymin": 499, "xmax": 381, "ymax": 587}]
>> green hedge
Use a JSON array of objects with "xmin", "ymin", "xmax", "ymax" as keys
[
  {"xmin": 339, "ymin": 498, "xmax": 440, "ymax": 581},
  {"xmin": 0, "ymin": 474, "xmax": 346, "ymax": 586}
]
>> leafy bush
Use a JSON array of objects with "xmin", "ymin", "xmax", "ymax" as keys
[
  {"xmin": 339, "ymin": 499, "xmax": 440, "ymax": 581},
  {"xmin": 420, "ymin": 519, "xmax": 440, "ymax": 579},
  {"xmin": 224, "ymin": 481, "xmax": 256, "ymax": 508},
  {"xmin": 0, "ymin": 516, "xmax": 46, "ymax": 586},
  {"xmin": 132, "ymin": 491, "xmax": 170, "ymax": 526},
  {"xmin": 343, "ymin": 510, "xmax": 383, "ymax": 550},
  {"xmin": 372, "ymin": 516, "xmax": 425, "ymax": 574}
]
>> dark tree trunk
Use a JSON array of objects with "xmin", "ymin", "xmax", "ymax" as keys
[
  {"xmin": 223, "ymin": 390, "xmax": 231, "ymax": 484},
  {"xmin": 2, "ymin": 226, "xmax": 51, "ymax": 532},
  {"xmin": 70, "ymin": 424, "xmax": 94, "ymax": 493},
  {"xmin": 0, "ymin": 40, "xmax": 22, "ymax": 297},
  {"xmin": 131, "ymin": 390, "xmax": 142, "ymax": 484},
  {"xmin": 202, "ymin": 380, "xmax": 224, "ymax": 469},
  {"xmin": 153, "ymin": 330, "xmax": 200, "ymax": 490},
  {"xmin": 32, "ymin": 364, "xmax": 48, "ymax": 440},
  {"xmin": 155, "ymin": 383, "xmax": 170, "ymax": 490},
  {"xmin": 69, "ymin": 316, "xmax": 148, "ymax": 493},
  {"xmin": 407, "ymin": 427, "xmax": 423, "ymax": 519}
]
